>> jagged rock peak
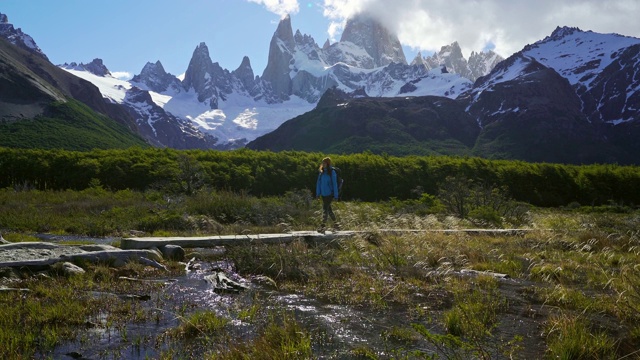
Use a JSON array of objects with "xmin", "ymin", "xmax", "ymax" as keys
[
  {"xmin": 0, "ymin": 13, "xmax": 8, "ymax": 23},
  {"xmin": 233, "ymin": 56, "xmax": 256, "ymax": 93},
  {"xmin": 85, "ymin": 58, "xmax": 111, "ymax": 76},
  {"xmin": 340, "ymin": 12, "xmax": 407, "ymax": 67},
  {"xmin": 410, "ymin": 51, "xmax": 428, "ymax": 67},
  {"xmin": 183, "ymin": 42, "xmax": 214, "ymax": 90},
  {"xmin": 549, "ymin": 26, "xmax": 583, "ymax": 40},
  {"xmin": 261, "ymin": 14, "xmax": 295, "ymax": 100},
  {"xmin": 131, "ymin": 60, "xmax": 184, "ymax": 93},
  {"xmin": 294, "ymin": 29, "xmax": 317, "ymax": 48},
  {"xmin": 144, "ymin": 60, "xmax": 166, "ymax": 73},
  {"xmin": 274, "ymin": 14, "xmax": 295, "ymax": 50},
  {"xmin": 322, "ymin": 39, "xmax": 331, "ymax": 49},
  {"xmin": 236, "ymin": 56, "xmax": 252, "ymax": 71},
  {"xmin": 60, "ymin": 58, "xmax": 111, "ymax": 77},
  {"xmin": 194, "ymin": 42, "xmax": 211, "ymax": 56}
]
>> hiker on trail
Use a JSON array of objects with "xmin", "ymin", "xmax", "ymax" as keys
[{"xmin": 316, "ymin": 157, "xmax": 340, "ymax": 231}]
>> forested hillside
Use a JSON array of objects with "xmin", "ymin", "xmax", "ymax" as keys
[{"xmin": 0, "ymin": 100, "xmax": 148, "ymax": 150}]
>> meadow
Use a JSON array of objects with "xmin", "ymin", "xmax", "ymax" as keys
[{"xmin": 0, "ymin": 182, "xmax": 639, "ymax": 359}]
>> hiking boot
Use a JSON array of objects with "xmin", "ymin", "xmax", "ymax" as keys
[{"xmin": 317, "ymin": 224, "xmax": 326, "ymax": 234}]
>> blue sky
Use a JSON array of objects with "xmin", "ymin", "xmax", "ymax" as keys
[{"xmin": 2, "ymin": 0, "xmax": 639, "ymax": 80}]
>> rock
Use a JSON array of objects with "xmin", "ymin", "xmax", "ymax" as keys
[
  {"xmin": 204, "ymin": 271, "xmax": 249, "ymax": 293},
  {"xmin": 0, "ymin": 242, "xmax": 165, "ymax": 271},
  {"xmin": 160, "ymin": 245, "xmax": 185, "ymax": 261},
  {"xmin": 0, "ymin": 286, "xmax": 30, "ymax": 292},
  {"xmin": 460, "ymin": 269, "xmax": 510, "ymax": 279},
  {"xmin": 51, "ymin": 262, "xmax": 86, "ymax": 276}
]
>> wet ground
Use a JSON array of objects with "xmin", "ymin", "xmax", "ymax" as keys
[{"xmin": 42, "ymin": 248, "xmax": 552, "ymax": 360}]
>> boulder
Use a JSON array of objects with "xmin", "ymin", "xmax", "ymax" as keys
[
  {"xmin": 52, "ymin": 262, "xmax": 86, "ymax": 276},
  {"xmin": 160, "ymin": 245, "xmax": 185, "ymax": 261}
]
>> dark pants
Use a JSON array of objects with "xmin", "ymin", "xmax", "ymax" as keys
[{"xmin": 321, "ymin": 196, "xmax": 336, "ymax": 224}]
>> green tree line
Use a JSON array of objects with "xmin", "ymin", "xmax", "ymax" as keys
[{"xmin": 0, "ymin": 147, "xmax": 638, "ymax": 207}]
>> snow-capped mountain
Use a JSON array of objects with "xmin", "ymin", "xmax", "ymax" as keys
[
  {"xmin": 61, "ymin": 62, "xmax": 220, "ymax": 149},
  {"xmin": 0, "ymin": 10, "xmax": 500, "ymax": 150},
  {"xmin": 60, "ymin": 12, "xmax": 490, "ymax": 148},
  {"xmin": 261, "ymin": 13, "xmax": 475, "ymax": 104},
  {"xmin": 464, "ymin": 26, "xmax": 640, "ymax": 128},
  {"xmin": 249, "ymin": 26, "xmax": 640, "ymax": 164},
  {"xmin": 0, "ymin": 12, "xmax": 48, "ymax": 60},
  {"xmin": 522, "ymin": 26, "xmax": 640, "ymax": 125}
]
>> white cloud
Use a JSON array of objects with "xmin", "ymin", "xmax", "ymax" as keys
[
  {"xmin": 247, "ymin": 0, "xmax": 300, "ymax": 18},
  {"xmin": 321, "ymin": 0, "xmax": 640, "ymax": 58},
  {"xmin": 112, "ymin": 71, "xmax": 132, "ymax": 80}
]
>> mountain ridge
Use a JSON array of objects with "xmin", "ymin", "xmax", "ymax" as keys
[{"xmin": 247, "ymin": 26, "xmax": 640, "ymax": 165}]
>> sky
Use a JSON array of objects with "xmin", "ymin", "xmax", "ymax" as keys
[{"xmin": 2, "ymin": 0, "xmax": 639, "ymax": 80}]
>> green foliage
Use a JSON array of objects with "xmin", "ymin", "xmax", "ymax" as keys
[
  {"xmin": 437, "ymin": 176, "xmax": 530, "ymax": 225},
  {"xmin": 0, "ymin": 147, "xmax": 639, "ymax": 207},
  {"xmin": 0, "ymin": 100, "xmax": 148, "ymax": 150}
]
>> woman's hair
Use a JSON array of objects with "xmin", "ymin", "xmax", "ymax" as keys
[{"xmin": 319, "ymin": 157, "xmax": 331, "ymax": 173}]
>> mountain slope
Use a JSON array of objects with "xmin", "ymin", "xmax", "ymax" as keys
[
  {"xmin": 0, "ymin": 37, "xmax": 149, "ymax": 150},
  {"xmin": 0, "ymin": 99, "xmax": 148, "ymax": 150},
  {"xmin": 246, "ymin": 87, "xmax": 479, "ymax": 155}
]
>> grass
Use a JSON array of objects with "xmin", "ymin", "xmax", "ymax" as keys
[
  {"xmin": 0, "ymin": 262, "xmax": 178, "ymax": 359},
  {"xmin": 543, "ymin": 315, "xmax": 616, "ymax": 360},
  {"xmin": 1, "ymin": 188, "xmax": 640, "ymax": 358},
  {"xmin": 210, "ymin": 312, "xmax": 312, "ymax": 360}
]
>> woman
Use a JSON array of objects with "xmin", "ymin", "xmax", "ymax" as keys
[{"xmin": 316, "ymin": 157, "xmax": 340, "ymax": 231}]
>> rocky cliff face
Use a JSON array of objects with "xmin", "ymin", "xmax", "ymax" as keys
[
  {"xmin": 124, "ymin": 87, "xmax": 219, "ymax": 149},
  {"xmin": 0, "ymin": 12, "xmax": 48, "ymax": 60},
  {"xmin": 182, "ymin": 42, "xmax": 259, "ymax": 108},
  {"xmin": 339, "ymin": 13, "xmax": 407, "ymax": 68},
  {"xmin": 411, "ymin": 42, "xmax": 504, "ymax": 82},
  {"xmin": 232, "ymin": 56, "xmax": 257, "ymax": 96},
  {"xmin": 261, "ymin": 15, "xmax": 296, "ymax": 101},
  {"xmin": 131, "ymin": 60, "xmax": 183, "ymax": 93}
]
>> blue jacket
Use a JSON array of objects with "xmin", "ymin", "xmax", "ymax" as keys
[{"xmin": 316, "ymin": 167, "xmax": 339, "ymax": 199}]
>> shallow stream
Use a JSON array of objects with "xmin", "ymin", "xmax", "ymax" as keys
[{"xmin": 48, "ymin": 253, "xmax": 430, "ymax": 359}]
